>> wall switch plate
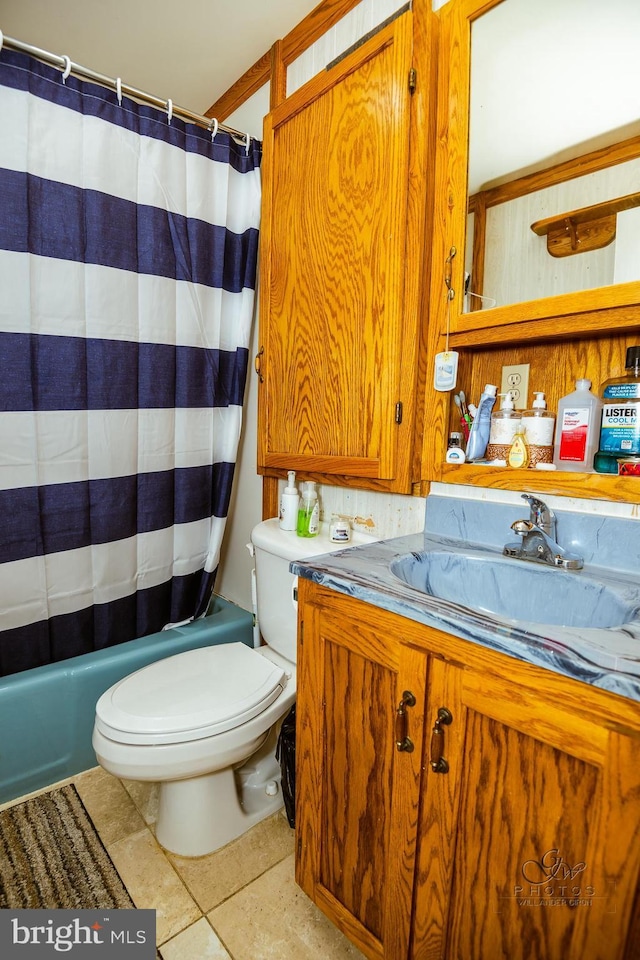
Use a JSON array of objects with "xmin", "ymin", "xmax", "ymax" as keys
[{"xmin": 500, "ymin": 363, "xmax": 530, "ymax": 410}]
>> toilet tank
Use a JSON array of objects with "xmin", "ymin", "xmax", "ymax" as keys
[{"xmin": 250, "ymin": 518, "xmax": 376, "ymax": 663}]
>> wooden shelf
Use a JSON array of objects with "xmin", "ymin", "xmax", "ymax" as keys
[
  {"xmin": 440, "ymin": 462, "xmax": 640, "ymax": 504},
  {"xmin": 531, "ymin": 192, "xmax": 640, "ymax": 237},
  {"xmin": 447, "ymin": 297, "xmax": 640, "ymax": 347},
  {"xmin": 531, "ymin": 192, "xmax": 640, "ymax": 258}
]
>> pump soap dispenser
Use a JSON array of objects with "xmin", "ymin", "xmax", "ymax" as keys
[
  {"xmin": 486, "ymin": 392, "xmax": 520, "ymax": 462},
  {"xmin": 279, "ymin": 471, "xmax": 299, "ymax": 531},
  {"xmin": 521, "ymin": 392, "xmax": 555, "ymax": 468},
  {"xmin": 297, "ymin": 482, "xmax": 320, "ymax": 538}
]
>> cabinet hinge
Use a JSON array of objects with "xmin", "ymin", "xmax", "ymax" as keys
[
  {"xmin": 408, "ymin": 68, "xmax": 417, "ymax": 94},
  {"xmin": 395, "ymin": 401, "xmax": 403, "ymax": 424}
]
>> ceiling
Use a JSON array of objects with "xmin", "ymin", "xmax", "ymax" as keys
[
  {"xmin": 469, "ymin": 0, "xmax": 640, "ymax": 193},
  {"xmin": 0, "ymin": 0, "xmax": 321, "ymax": 116}
]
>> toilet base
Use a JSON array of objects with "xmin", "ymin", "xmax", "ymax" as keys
[{"xmin": 156, "ymin": 728, "xmax": 286, "ymax": 856}]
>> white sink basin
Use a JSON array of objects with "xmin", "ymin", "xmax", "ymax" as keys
[{"xmin": 389, "ymin": 550, "xmax": 639, "ymax": 629}]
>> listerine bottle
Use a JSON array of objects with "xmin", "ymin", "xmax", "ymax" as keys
[{"xmin": 594, "ymin": 346, "xmax": 640, "ymax": 473}]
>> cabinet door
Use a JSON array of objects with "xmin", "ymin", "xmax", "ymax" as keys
[
  {"xmin": 258, "ymin": 13, "xmax": 414, "ymax": 484},
  {"xmin": 296, "ymin": 585, "xmax": 428, "ymax": 960},
  {"xmin": 412, "ymin": 657, "xmax": 640, "ymax": 960}
]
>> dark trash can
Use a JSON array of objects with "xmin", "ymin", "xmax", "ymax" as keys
[{"xmin": 276, "ymin": 704, "xmax": 296, "ymax": 827}]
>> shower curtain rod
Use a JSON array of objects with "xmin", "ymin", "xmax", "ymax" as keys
[{"xmin": 0, "ymin": 31, "xmax": 251, "ymax": 148}]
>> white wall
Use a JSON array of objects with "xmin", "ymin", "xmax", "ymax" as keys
[{"xmin": 213, "ymin": 87, "xmax": 269, "ymax": 611}]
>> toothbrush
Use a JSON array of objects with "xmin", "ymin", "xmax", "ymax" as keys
[
  {"xmin": 453, "ymin": 395, "xmax": 471, "ymax": 440},
  {"xmin": 459, "ymin": 390, "xmax": 473, "ymax": 427},
  {"xmin": 456, "ymin": 392, "xmax": 473, "ymax": 431}
]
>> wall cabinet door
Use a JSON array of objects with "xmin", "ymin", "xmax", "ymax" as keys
[
  {"xmin": 258, "ymin": 13, "xmax": 417, "ymax": 487},
  {"xmin": 412, "ymin": 656, "xmax": 640, "ymax": 960},
  {"xmin": 296, "ymin": 582, "xmax": 429, "ymax": 960}
]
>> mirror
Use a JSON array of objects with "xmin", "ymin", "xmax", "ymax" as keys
[{"xmin": 464, "ymin": 0, "xmax": 640, "ymax": 313}]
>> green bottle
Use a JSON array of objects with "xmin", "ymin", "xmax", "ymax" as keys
[{"xmin": 296, "ymin": 482, "xmax": 319, "ymax": 537}]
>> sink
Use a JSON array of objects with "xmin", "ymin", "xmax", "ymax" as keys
[{"xmin": 389, "ymin": 550, "xmax": 639, "ymax": 629}]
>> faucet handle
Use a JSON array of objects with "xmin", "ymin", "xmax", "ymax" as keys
[{"xmin": 511, "ymin": 519, "xmax": 534, "ymax": 537}]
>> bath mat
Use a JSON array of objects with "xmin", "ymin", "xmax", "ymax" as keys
[{"xmin": 0, "ymin": 784, "xmax": 134, "ymax": 910}]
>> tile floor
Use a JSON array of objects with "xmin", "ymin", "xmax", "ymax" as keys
[{"xmin": 3, "ymin": 767, "xmax": 367, "ymax": 960}]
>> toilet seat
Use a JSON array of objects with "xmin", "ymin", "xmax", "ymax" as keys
[{"xmin": 95, "ymin": 642, "xmax": 286, "ymax": 746}]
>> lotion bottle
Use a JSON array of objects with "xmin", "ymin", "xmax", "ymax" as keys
[
  {"xmin": 486, "ymin": 392, "xmax": 520, "ymax": 461},
  {"xmin": 521, "ymin": 392, "xmax": 555, "ymax": 467},
  {"xmin": 279, "ymin": 471, "xmax": 299, "ymax": 530},
  {"xmin": 297, "ymin": 481, "xmax": 319, "ymax": 538},
  {"xmin": 553, "ymin": 379, "xmax": 601, "ymax": 472}
]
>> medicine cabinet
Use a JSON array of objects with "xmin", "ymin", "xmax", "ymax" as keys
[{"xmin": 422, "ymin": 0, "xmax": 640, "ymax": 504}]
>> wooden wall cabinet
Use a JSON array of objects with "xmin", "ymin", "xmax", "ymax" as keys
[
  {"xmin": 257, "ymin": 8, "xmax": 437, "ymax": 496},
  {"xmin": 296, "ymin": 581, "xmax": 640, "ymax": 960}
]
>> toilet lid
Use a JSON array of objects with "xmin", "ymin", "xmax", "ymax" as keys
[{"xmin": 95, "ymin": 643, "xmax": 286, "ymax": 745}]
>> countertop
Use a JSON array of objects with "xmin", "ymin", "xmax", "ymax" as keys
[{"xmin": 290, "ymin": 532, "xmax": 640, "ymax": 703}]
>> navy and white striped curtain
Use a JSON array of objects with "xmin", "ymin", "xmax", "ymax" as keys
[{"xmin": 0, "ymin": 49, "xmax": 261, "ymax": 677}]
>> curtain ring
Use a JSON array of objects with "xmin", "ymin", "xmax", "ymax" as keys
[
  {"xmin": 115, "ymin": 77, "xmax": 122, "ymax": 106},
  {"xmin": 245, "ymin": 132, "xmax": 250, "ymax": 156},
  {"xmin": 61, "ymin": 55, "xmax": 72, "ymax": 84},
  {"xmin": 0, "ymin": 31, "xmax": 4, "ymax": 55},
  {"xmin": 209, "ymin": 118, "xmax": 219, "ymax": 142},
  {"xmin": 166, "ymin": 98, "xmax": 173, "ymax": 125}
]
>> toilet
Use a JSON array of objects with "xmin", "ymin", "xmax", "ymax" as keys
[{"xmin": 92, "ymin": 518, "xmax": 373, "ymax": 857}]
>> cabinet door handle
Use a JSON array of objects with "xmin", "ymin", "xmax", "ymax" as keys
[
  {"xmin": 395, "ymin": 690, "xmax": 416, "ymax": 753},
  {"xmin": 254, "ymin": 346, "xmax": 264, "ymax": 382},
  {"xmin": 444, "ymin": 246, "xmax": 457, "ymax": 301},
  {"xmin": 430, "ymin": 706, "xmax": 453, "ymax": 773}
]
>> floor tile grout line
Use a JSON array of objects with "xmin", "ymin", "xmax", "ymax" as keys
[
  {"xmin": 204, "ymin": 915, "xmax": 236, "ymax": 960},
  {"xmin": 104, "ymin": 821, "xmax": 206, "ymax": 948},
  {"xmin": 197, "ymin": 843, "xmax": 295, "ymax": 912}
]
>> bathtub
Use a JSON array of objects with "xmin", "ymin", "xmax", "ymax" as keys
[{"xmin": 0, "ymin": 597, "xmax": 253, "ymax": 804}]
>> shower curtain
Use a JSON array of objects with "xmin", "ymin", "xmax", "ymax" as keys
[{"xmin": 0, "ymin": 49, "xmax": 261, "ymax": 677}]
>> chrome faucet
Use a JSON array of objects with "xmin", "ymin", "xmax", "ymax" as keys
[{"xmin": 503, "ymin": 494, "xmax": 583, "ymax": 570}]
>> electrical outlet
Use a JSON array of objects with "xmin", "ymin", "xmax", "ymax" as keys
[{"xmin": 500, "ymin": 363, "xmax": 530, "ymax": 410}]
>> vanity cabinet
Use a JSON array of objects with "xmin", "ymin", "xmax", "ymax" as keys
[
  {"xmin": 296, "ymin": 580, "xmax": 640, "ymax": 960},
  {"xmin": 257, "ymin": 8, "xmax": 437, "ymax": 495},
  {"xmin": 295, "ymin": 578, "xmax": 430, "ymax": 959}
]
